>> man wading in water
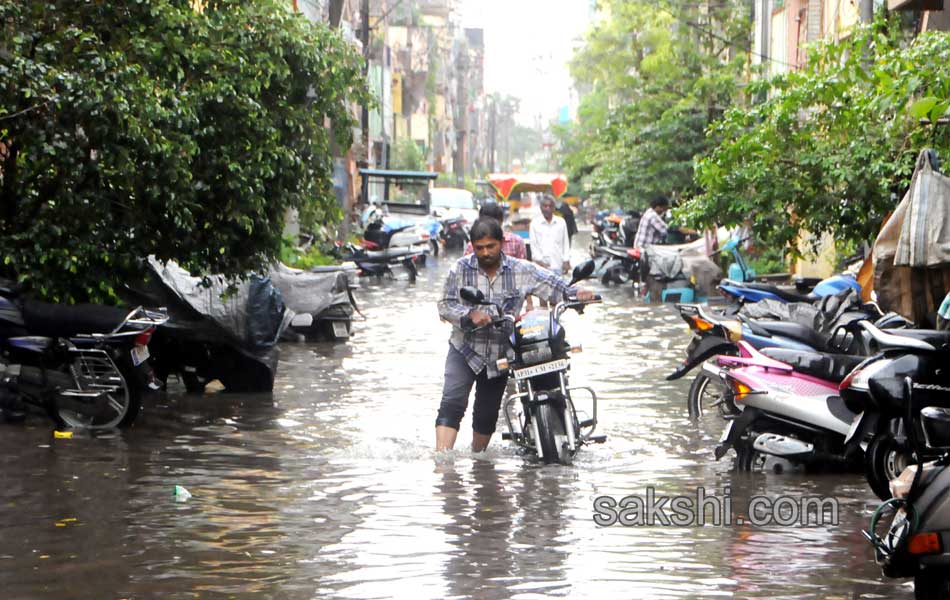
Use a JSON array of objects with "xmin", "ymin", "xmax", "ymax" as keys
[{"xmin": 434, "ymin": 218, "xmax": 594, "ymax": 451}]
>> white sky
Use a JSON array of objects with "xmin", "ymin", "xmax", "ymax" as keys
[{"xmin": 460, "ymin": 0, "xmax": 593, "ymax": 126}]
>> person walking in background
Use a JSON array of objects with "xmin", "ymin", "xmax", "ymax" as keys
[
  {"xmin": 555, "ymin": 197, "xmax": 578, "ymax": 244},
  {"xmin": 463, "ymin": 201, "xmax": 527, "ymax": 260},
  {"xmin": 530, "ymin": 195, "xmax": 571, "ymax": 275}
]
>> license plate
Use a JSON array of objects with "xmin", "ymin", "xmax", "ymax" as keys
[
  {"xmin": 131, "ymin": 344, "xmax": 150, "ymax": 367},
  {"xmin": 512, "ymin": 359, "xmax": 568, "ymax": 380},
  {"xmin": 719, "ymin": 419, "xmax": 735, "ymax": 443},
  {"xmin": 331, "ymin": 321, "xmax": 349, "ymax": 338}
]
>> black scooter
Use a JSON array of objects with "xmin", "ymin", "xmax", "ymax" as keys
[{"xmin": 865, "ymin": 376, "xmax": 950, "ymax": 598}]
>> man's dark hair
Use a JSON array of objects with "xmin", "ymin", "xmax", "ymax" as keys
[
  {"xmin": 650, "ymin": 195, "xmax": 671, "ymax": 209},
  {"xmin": 468, "ymin": 218, "xmax": 504, "ymax": 243},
  {"xmin": 478, "ymin": 201, "xmax": 504, "ymax": 222}
]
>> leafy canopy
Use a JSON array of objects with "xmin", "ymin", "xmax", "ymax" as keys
[
  {"xmin": 557, "ymin": 0, "xmax": 750, "ymax": 209},
  {"xmin": 0, "ymin": 0, "xmax": 369, "ymax": 302},
  {"xmin": 686, "ymin": 20, "xmax": 950, "ymax": 254}
]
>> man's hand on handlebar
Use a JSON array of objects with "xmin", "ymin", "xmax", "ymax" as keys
[
  {"xmin": 468, "ymin": 310, "xmax": 494, "ymax": 328},
  {"xmin": 575, "ymin": 288, "xmax": 596, "ymax": 302}
]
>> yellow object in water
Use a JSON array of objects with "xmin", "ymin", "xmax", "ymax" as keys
[{"xmin": 53, "ymin": 431, "xmax": 73, "ymax": 439}]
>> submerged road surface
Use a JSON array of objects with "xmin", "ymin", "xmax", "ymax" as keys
[{"xmin": 0, "ymin": 234, "xmax": 911, "ymax": 599}]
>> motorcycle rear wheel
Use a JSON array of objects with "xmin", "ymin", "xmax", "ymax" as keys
[
  {"xmin": 866, "ymin": 434, "xmax": 913, "ymax": 501},
  {"xmin": 57, "ymin": 357, "xmax": 141, "ymax": 429},
  {"xmin": 688, "ymin": 372, "xmax": 738, "ymax": 424},
  {"xmin": 536, "ymin": 402, "xmax": 573, "ymax": 465}
]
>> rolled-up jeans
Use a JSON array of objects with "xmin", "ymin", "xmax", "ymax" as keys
[{"xmin": 435, "ymin": 344, "xmax": 508, "ymax": 435}]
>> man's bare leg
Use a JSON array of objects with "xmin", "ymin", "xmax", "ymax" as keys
[
  {"xmin": 436, "ymin": 425, "xmax": 459, "ymax": 451},
  {"xmin": 472, "ymin": 432, "xmax": 492, "ymax": 452}
]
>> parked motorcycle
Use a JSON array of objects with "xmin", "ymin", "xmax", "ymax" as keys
[
  {"xmin": 337, "ymin": 241, "xmax": 423, "ymax": 284},
  {"xmin": 839, "ymin": 320, "xmax": 950, "ymax": 500},
  {"xmin": 439, "ymin": 215, "xmax": 469, "ymax": 252},
  {"xmin": 708, "ymin": 340, "xmax": 867, "ymax": 472},
  {"xmin": 123, "ymin": 258, "xmax": 293, "ymax": 394},
  {"xmin": 269, "ymin": 263, "xmax": 360, "ymax": 342},
  {"xmin": 668, "ymin": 302, "xmax": 909, "ymax": 425},
  {"xmin": 593, "ymin": 246, "xmax": 642, "ymax": 288},
  {"xmin": 718, "ymin": 273, "xmax": 862, "ymax": 304},
  {"xmin": 458, "ymin": 261, "xmax": 605, "ymax": 465},
  {"xmin": 865, "ymin": 381, "xmax": 950, "ymax": 598},
  {"xmin": 0, "ymin": 284, "xmax": 168, "ymax": 428}
]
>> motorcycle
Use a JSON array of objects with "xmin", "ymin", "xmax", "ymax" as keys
[
  {"xmin": 593, "ymin": 246, "xmax": 642, "ymax": 288},
  {"xmin": 458, "ymin": 260, "xmax": 605, "ymax": 465},
  {"xmin": 668, "ymin": 302, "xmax": 909, "ymax": 424},
  {"xmin": 337, "ymin": 241, "xmax": 424, "ymax": 284},
  {"xmin": 708, "ymin": 340, "xmax": 868, "ymax": 472},
  {"xmin": 839, "ymin": 320, "xmax": 950, "ymax": 500},
  {"xmin": 718, "ymin": 273, "xmax": 862, "ymax": 304},
  {"xmin": 439, "ymin": 215, "xmax": 469, "ymax": 253},
  {"xmin": 864, "ymin": 380, "xmax": 950, "ymax": 598},
  {"xmin": 0, "ymin": 285, "xmax": 168, "ymax": 428},
  {"xmin": 124, "ymin": 258, "xmax": 293, "ymax": 394}
]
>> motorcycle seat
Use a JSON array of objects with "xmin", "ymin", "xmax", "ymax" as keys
[
  {"xmin": 760, "ymin": 347, "xmax": 865, "ymax": 383},
  {"xmin": 357, "ymin": 247, "xmax": 418, "ymax": 261},
  {"xmin": 755, "ymin": 321, "xmax": 828, "ymax": 352},
  {"xmin": 884, "ymin": 329, "xmax": 950, "ymax": 350},
  {"xmin": 722, "ymin": 280, "xmax": 812, "ymax": 303},
  {"xmin": 21, "ymin": 301, "xmax": 129, "ymax": 337}
]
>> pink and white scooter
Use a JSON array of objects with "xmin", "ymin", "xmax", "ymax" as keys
[{"xmin": 705, "ymin": 340, "xmax": 868, "ymax": 471}]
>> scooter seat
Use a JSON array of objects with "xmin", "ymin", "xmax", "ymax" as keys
[
  {"xmin": 722, "ymin": 280, "xmax": 812, "ymax": 303},
  {"xmin": 21, "ymin": 301, "xmax": 129, "ymax": 337},
  {"xmin": 760, "ymin": 348, "xmax": 865, "ymax": 383},
  {"xmin": 886, "ymin": 329, "xmax": 950, "ymax": 350},
  {"xmin": 755, "ymin": 321, "xmax": 829, "ymax": 352},
  {"xmin": 356, "ymin": 247, "xmax": 418, "ymax": 261}
]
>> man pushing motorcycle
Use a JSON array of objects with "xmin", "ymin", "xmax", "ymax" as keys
[{"xmin": 435, "ymin": 218, "xmax": 595, "ymax": 452}]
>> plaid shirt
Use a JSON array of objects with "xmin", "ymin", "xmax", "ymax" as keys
[
  {"xmin": 438, "ymin": 253, "xmax": 574, "ymax": 378},
  {"xmin": 633, "ymin": 207, "xmax": 669, "ymax": 248},
  {"xmin": 463, "ymin": 231, "xmax": 527, "ymax": 259}
]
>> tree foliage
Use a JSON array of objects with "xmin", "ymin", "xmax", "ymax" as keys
[
  {"xmin": 557, "ymin": 0, "xmax": 751, "ymax": 209},
  {"xmin": 0, "ymin": 0, "xmax": 369, "ymax": 302},
  {"xmin": 687, "ymin": 20, "xmax": 950, "ymax": 254}
]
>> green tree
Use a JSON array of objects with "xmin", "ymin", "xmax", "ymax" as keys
[
  {"xmin": 557, "ymin": 0, "xmax": 751, "ymax": 209},
  {"xmin": 390, "ymin": 138, "xmax": 426, "ymax": 171},
  {"xmin": 0, "ymin": 0, "xmax": 368, "ymax": 302},
  {"xmin": 687, "ymin": 21, "xmax": 950, "ymax": 254}
]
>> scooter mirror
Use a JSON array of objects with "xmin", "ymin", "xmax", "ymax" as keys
[
  {"xmin": 570, "ymin": 260, "xmax": 596, "ymax": 285},
  {"xmin": 459, "ymin": 286, "xmax": 487, "ymax": 304}
]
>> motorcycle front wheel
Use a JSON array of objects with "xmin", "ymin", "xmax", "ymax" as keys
[{"xmin": 536, "ymin": 402, "xmax": 573, "ymax": 465}]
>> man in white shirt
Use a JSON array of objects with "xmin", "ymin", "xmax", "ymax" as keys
[{"xmin": 530, "ymin": 195, "xmax": 571, "ymax": 275}]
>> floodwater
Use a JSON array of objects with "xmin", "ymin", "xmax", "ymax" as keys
[{"xmin": 0, "ymin": 232, "xmax": 913, "ymax": 599}]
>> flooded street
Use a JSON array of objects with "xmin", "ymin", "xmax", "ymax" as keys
[{"xmin": 0, "ymin": 234, "xmax": 912, "ymax": 599}]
